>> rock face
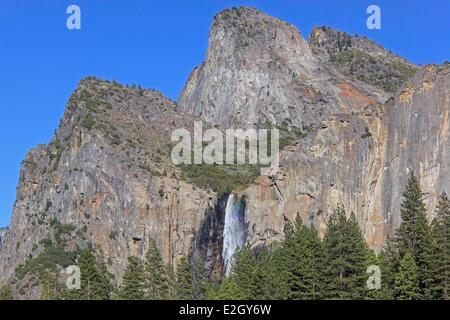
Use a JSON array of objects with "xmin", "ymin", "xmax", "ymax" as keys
[
  {"xmin": 241, "ymin": 63, "xmax": 450, "ymax": 252},
  {"xmin": 178, "ymin": 7, "xmax": 450, "ymax": 253},
  {"xmin": 0, "ymin": 228, "xmax": 8, "ymax": 249},
  {"xmin": 309, "ymin": 26, "xmax": 419, "ymax": 93},
  {"xmin": 0, "ymin": 78, "xmax": 215, "ymax": 294},
  {"xmin": 0, "ymin": 6, "xmax": 449, "ymax": 296},
  {"xmin": 179, "ymin": 8, "xmax": 387, "ymax": 129}
]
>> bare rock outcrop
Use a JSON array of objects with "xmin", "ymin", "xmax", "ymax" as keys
[
  {"xmin": 0, "ymin": 78, "xmax": 215, "ymax": 294},
  {"xmin": 179, "ymin": 7, "xmax": 387, "ymax": 129}
]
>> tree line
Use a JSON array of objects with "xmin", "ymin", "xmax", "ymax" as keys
[
  {"xmin": 0, "ymin": 173, "xmax": 448, "ymax": 300},
  {"xmin": 213, "ymin": 173, "xmax": 449, "ymax": 300}
]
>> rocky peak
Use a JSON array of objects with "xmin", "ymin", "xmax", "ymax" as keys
[
  {"xmin": 209, "ymin": 7, "xmax": 313, "ymax": 64},
  {"xmin": 180, "ymin": 8, "xmax": 385, "ymax": 129},
  {"xmin": 309, "ymin": 26, "xmax": 419, "ymax": 93},
  {"xmin": 0, "ymin": 77, "xmax": 214, "ymax": 294}
]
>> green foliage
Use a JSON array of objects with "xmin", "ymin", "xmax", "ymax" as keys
[
  {"xmin": 208, "ymin": 278, "xmax": 245, "ymax": 300},
  {"xmin": 0, "ymin": 285, "xmax": 14, "ymax": 300},
  {"xmin": 230, "ymin": 246, "xmax": 260, "ymax": 299},
  {"xmin": 40, "ymin": 270, "xmax": 65, "ymax": 300},
  {"xmin": 396, "ymin": 173, "xmax": 433, "ymax": 297},
  {"xmin": 255, "ymin": 245, "xmax": 288, "ymax": 299},
  {"xmin": 144, "ymin": 239, "xmax": 169, "ymax": 300},
  {"xmin": 70, "ymin": 247, "xmax": 113, "ymax": 300},
  {"xmin": 428, "ymin": 192, "xmax": 450, "ymax": 299},
  {"xmin": 322, "ymin": 207, "xmax": 369, "ymax": 299},
  {"xmin": 15, "ymin": 244, "xmax": 77, "ymax": 280},
  {"xmin": 81, "ymin": 113, "xmax": 95, "ymax": 130},
  {"xmin": 192, "ymin": 255, "xmax": 209, "ymax": 300},
  {"xmin": 394, "ymin": 251, "xmax": 421, "ymax": 300},
  {"xmin": 50, "ymin": 219, "xmax": 76, "ymax": 245},
  {"xmin": 330, "ymin": 48, "xmax": 418, "ymax": 93},
  {"xmin": 175, "ymin": 257, "xmax": 194, "ymax": 300},
  {"xmin": 366, "ymin": 250, "xmax": 391, "ymax": 300},
  {"xmin": 179, "ymin": 163, "xmax": 260, "ymax": 194},
  {"xmin": 264, "ymin": 215, "xmax": 323, "ymax": 300},
  {"xmin": 118, "ymin": 256, "xmax": 146, "ymax": 300}
]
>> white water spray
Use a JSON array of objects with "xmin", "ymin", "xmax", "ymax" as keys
[{"xmin": 222, "ymin": 194, "xmax": 247, "ymax": 276}]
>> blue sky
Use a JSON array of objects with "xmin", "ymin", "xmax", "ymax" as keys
[{"xmin": 0, "ymin": 0, "xmax": 449, "ymax": 227}]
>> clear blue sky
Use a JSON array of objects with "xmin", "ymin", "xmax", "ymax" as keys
[{"xmin": 0, "ymin": 0, "xmax": 449, "ymax": 227}]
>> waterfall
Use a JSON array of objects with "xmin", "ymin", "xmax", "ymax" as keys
[{"xmin": 222, "ymin": 194, "xmax": 247, "ymax": 276}]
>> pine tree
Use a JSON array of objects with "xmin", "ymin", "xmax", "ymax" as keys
[
  {"xmin": 175, "ymin": 257, "xmax": 193, "ymax": 300},
  {"xmin": 192, "ymin": 255, "xmax": 209, "ymax": 300},
  {"xmin": 41, "ymin": 270, "xmax": 64, "ymax": 300},
  {"xmin": 396, "ymin": 173, "xmax": 433, "ymax": 297},
  {"xmin": 167, "ymin": 264, "xmax": 176, "ymax": 300},
  {"xmin": 280, "ymin": 215, "xmax": 322, "ymax": 300},
  {"xmin": 0, "ymin": 285, "xmax": 13, "ymax": 300},
  {"xmin": 322, "ymin": 206, "xmax": 368, "ymax": 299},
  {"xmin": 380, "ymin": 236, "xmax": 399, "ymax": 297},
  {"xmin": 76, "ymin": 248, "xmax": 112, "ymax": 300},
  {"xmin": 119, "ymin": 256, "xmax": 145, "ymax": 300},
  {"xmin": 256, "ymin": 244, "xmax": 287, "ymax": 300},
  {"xmin": 394, "ymin": 251, "xmax": 421, "ymax": 300},
  {"xmin": 230, "ymin": 245, "xmax": 260, "ymax": 299},
  {"xmin": 308, "ymin": 225, "xmax": 325, "ymax": 299},
  {"xmin": 429, "ymin": 192, "xmax": 450, "ymax": 299},
  {"xmin": 376, "ymin": 250, "xmax": 394, "ymax": 299},
  {"xmin": 144, "ymin": 239, "xmax": 169, "ymax": 300},
  {"xmin": 209, "ymin": 278, "xmax": 245, "ymax": 300},
  {"xmin": 366, "ymin": 250, "xmax": 390, "ymax": 300}
]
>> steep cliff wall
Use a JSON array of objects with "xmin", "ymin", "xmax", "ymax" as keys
[
  {"xmin": 0, "ymin": 228, "xmax": 8, "ymax": 249},
  {"xmin": 0, "ymin": 78, "xmax": 215, "ymax": 294},
  {"xmin": 178, "ymin": 7, "xmax": 449, "ymax": 253}
]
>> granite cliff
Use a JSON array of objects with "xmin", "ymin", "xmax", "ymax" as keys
[{"xmin": 1, "ymin": 7, "xmax": 449, "ymax": 297}]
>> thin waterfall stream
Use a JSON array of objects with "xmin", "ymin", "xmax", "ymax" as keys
[{"xmin": 222, "ymin": 194, "xmax": 247, "ymax": 276}]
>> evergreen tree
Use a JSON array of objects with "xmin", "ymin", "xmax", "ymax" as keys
[
  {"xmin": 429, "ymin": 192, "xmax": 450, "ymax": 299},
  {"xmin": 69, "ymin": 247, "xmax": 113, "ymax": 300},
  {"xmin": 209, "ymin": 278, "xmax": 245, "ymax": 300},
  {"xmin": 0, "ymin": 285, "xmax": 13, "ymax": 300},
  {"xmin": 394, "ymin": 251, "xmax": 421, "ymax": 300},
  {"xmin": 280, "ymin": 215, "xmax": 322, "ymax": 300},
  {"xmin": 376, "ymin": 250, "xmax": 394, "ymax": 299},
  {"xmin": 167, "ymin": 264, "xmax": 176, "ymax": 300},
  {"xmin": 175, "ymin": 257, "xmax": 194, "ymax": 300},
  {"xmin": 256, "ymin": 244, "xmax": 287, "ymax": 300},
  {"xmin": 308, "ymin": 225, "xmax": 325, "ymax": 299},
  {"xmin": 322, "ymin": 206, "xmax": 368, "ymax": 299},
  {"xmin": 366, "ymin": 250, "xmax": 390, "ymax": 300},
  {"xmin": 396, "ymin": 173, "xmax": 433, "ymax": 297},
  {"xmin": 118, "ymin": 256, "xmax": 145, "ymax": 300},
  {"xmin": 192, "ymin": 255, "xmax": 209, "ymax": 300},
  {"xmin": 380, "ymin": 236, "xmax": 399, "ymax": 298},
  {"xmin": 144, "ymin": 239, "xmax": 169, "ymax": 300},
  {"xmin": 230, "ymin": 245, "xmax": 260, "ymax": 299},
  {"xmin": 41, "ymin": 270, "xmax": 64, "ymax": 300}
]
